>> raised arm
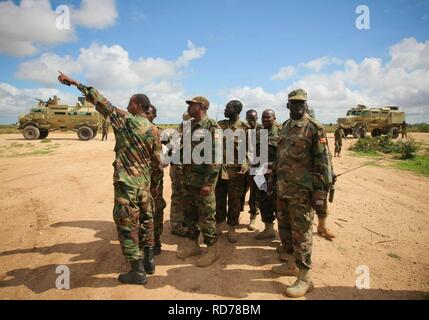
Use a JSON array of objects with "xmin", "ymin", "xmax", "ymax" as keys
[{"xmin": 58, "ymin": 71, "xmax": 127, "ymax": 129}]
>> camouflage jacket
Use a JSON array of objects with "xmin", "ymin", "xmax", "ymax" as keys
[
  {"xmin": 77, "ymin": 84, "xmax": 162, "ymax": 190},
  {"xmin": 334, "ymin": 128, "xmax": 345, "ymax": 142},
  {"xmin": 275, "ymin": 115, "xmax": 332, "ymax": 196},
  {"xmin": 258, "ymin": 123, "xmax": 281, "ymax": 164},
  {"xmin": 218, "ymin": 118, "xmax": 250, "ymax": 180},
  {"xmin": 182, "ymin": 115, "xmax": 220, "ymax": 188}
]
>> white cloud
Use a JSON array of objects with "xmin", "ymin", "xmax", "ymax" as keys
[
  {"xmin": 176, "ymin": 40, "xmax": 207, "ymax": 67},
  {"xmin": 0, "ymin": 0, "xmax": 117, "ymax": 57},
  {"xmin": 271, "ymin": 66, "xmax": 295, "ymax": 81},
  {"xmin": 72, "ymin": 0, "xmax": 117, "ymax": 29},
  {"xmin": 15, "ymin": 41, "xmax": 207, "ymax": 90},
  {"xmin": 15, "ymin": 53, "xmax": 82, "ymax": 85},
  {"xmin": 229, "ymin": 37, "xmax": 429, "ymax": 123}
]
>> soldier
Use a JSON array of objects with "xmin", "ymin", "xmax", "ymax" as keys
[
  {"xmin": 101, "ymin": 118, "xmax": 110, "ymax": 141},
  {"xmin": 334, "ymin": 124, "xmax": 345, "ymax": 157},
  {"xmin": 169, "ymin": 112, "xmax": 190, "ymax": 237},
  {"xmin": 58, "ymin": 71, "xmax": 162, "ymax": 285},
  {"xmin": 271, "ymin": 89, "xmax": 332, "ymax": 298},
  {"xmin": 242, "ymin": 109, "xmax": 262, "ymax": 231},
  {"xmin": 401, "ymin": 121, "xmax": 408, "ymax": 139},
  {"xmin": 177, "ymin": 96, "xmax": 221, "ymax": 267},
  {"xmin": 215, "ymin": 100, "xmax": 250, "ymax": 243},
  {"xmin": 144, "ymin": 105, "xmax": 167, "ymax": 255},
  {"xmin": 254, "ymin": 109, "xmax": 280, "ymax": 240}
]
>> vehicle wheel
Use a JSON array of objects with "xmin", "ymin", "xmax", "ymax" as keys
[
  {"xmin": 77, "ymin": 126, "xmax": 94, "ymax": 141},
  {"xmin": 390, "ymin": 127, "xmax": 399, "ymax": 139},
  {"xmin": 23, "ymin": 125, "xmax": 40, "ymax": 140},
  {"xmin": 371, "ymin": 129, "xmax": 382, "ymax": 137},
  {"xmin": 39, "ymin": 129, "xmax": 49, "ymax": 139}
]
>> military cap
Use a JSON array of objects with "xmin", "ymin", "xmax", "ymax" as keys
[
  {"xmin": 288, "ymin": 89, "xmax": 308, "ymax": 101},
  {"xmin": 186, "ymin": 96, "xmax": 210, "ymax": 109}
]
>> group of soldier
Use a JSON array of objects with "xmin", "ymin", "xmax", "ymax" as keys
[{"xmin": 57, "ymin": 71, "xmax": 335, "ymax": 298}]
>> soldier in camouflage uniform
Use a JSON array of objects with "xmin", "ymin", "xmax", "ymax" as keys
[
  {"xmin": 101, "ymin": 118, "xmax": 110, "ymax": 141},
  {"xmin": 334, "ymin": 125, "xmax": 345, "ymax": 157},
  {"xmin": 144, "ymin": 105, "xmax": 167, "ymax": 255},
  {"xmin": 169, "ymin": 112, "xmax": 191, "ymax": 237},
  {"xmin": 270, "ymin": 89, "xmax": 332, "ymax": 298},
  {"xmin": 254, "ymin": 109, "xmax": 281, "ymax": 240},
  {"xmin": 242, "ymin": 109, "xmax": 262, "ymax": 231},
  {"xmin": 215, "ymin": 100, "xmax": 250, "ymax": 243},
  {"xmin": 177, "ymin": 96, "xmax": 221, "ymax": 267},
  {"xmin": 58, "ymin": 72, "xmax": 162, "ymax": 285}
]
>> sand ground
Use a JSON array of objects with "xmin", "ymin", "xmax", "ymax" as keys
[{"xmin": 0, "ymin": 132, "xmax": 428, "ymax": 300}]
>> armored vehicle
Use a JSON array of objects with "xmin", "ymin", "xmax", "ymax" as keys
[
  {"xmin": 337, "ymin": 104, "xmax": 405, "ymax": 139},
  {"xmin": 18, "ymin": 96, "xmax": 102, "ymax": 141}
]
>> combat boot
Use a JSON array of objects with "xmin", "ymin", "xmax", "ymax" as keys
[
  {"xmin": 255, "ymin": 223, "xmax": 275, "ymax": 240},
  {"xmin": 143, "ymin": 247, "xmax": 155, "ymax": 275},
  {"xmin": 285, "ymin": 268, "xmax": 314, "ymax": 298},
  {"xmin": 216, "ymin": 222, "xmax": 224, "ymax": 235},
  {"xmin": 248, "ymin": 214, "xmax": 257, "ymax": 231},
  {"xmin": 196, "ymin": 242, "xmax": 219, "ymax": 267},
  {"xmin": 271, "ymin": 254, "xmax": 299, "ymax": 276},
  {"xmin": 227, "ymin": 225, "xmax": 237, "ymax": 243},
  {"xmin": 176, "ymin": 239, "xmax": 202, "ymax": 259},
  {"xmin": 317, "ymin": 217, "xmax": 335, "ymax": 241},
  {"xmin": 118, "ymin": 259, "xmax": 147, "ymax": 285}
]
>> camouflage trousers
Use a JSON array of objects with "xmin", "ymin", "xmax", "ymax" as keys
[
  {"xmin": 183, "ymin": 184, "xmax": 217, "ymax": 246},
  {"xmin": 277, "ymin": 188, "xmax": 314, "ymax": 269},
  {"xmin": 315, "ymin": 200, "xmax": 328, "ymax": 219},
  {"xmin": 215, "ymin": 178, "xmax": 246, "ymax": 226},
  {"xmin": 334, "ymin": 140, "xmax": 342, "ymax": 154},
  {"xmin": 102, "ymin": 130, "xmax": 108, "ymax": 141},
  {"xmin": 256, "ymin": 188, "xmax": 276, "ymax": 224},
  {"xmin": 169, "ymin": 165, "xmax": 185, "ymax": 228},
  {"xmin": 113, "ymin": 182, "xmax": 154, "ymax": 262},
  {"xmin": 153, "ymin": 178, "xmax": 166, "ymax": 245}
]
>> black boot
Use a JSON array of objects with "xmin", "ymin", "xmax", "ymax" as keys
[
  {"xmin": 154, "ymin": 236, "xmax": 161, "ymax": 256},
  {"xmin": 143, "ymin": 247, "xmax": 155, "ymax": 275},
  {"xmin": 118, "ymin": 259, "xmax": 147, "ymax": 285}
]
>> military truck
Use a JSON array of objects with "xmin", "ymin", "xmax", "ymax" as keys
[
  {"xmin": 337, "ymin": 104, "xmax": 405, "ymax": 139},
  {"xmin": 17, "ymin": 96, "xmax": 102, "ymax": 140}
]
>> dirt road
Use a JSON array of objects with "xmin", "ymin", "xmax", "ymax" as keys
[{"xmin": 0, "ymin": 133, "xmax": 428, "ymax": 300}]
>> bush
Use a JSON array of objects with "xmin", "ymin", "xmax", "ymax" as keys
[
  {"xmin": 416, "ymin": 123, "xmax": 429, "ymax": 133},
  {"xmin": 397, "ymin": 139, "xmax": 418, "ymax": 159},
  {"xmin": 350, "ymin": 136, "xmax": 418, "ymax": 158}
]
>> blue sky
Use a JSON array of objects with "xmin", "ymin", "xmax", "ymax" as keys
[{"xmin": 1, "ymin": 0, "xmax": 428, "ymax": 124}]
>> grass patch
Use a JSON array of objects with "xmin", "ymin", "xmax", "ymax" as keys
[
  {"xmin": 40, "ymin": 139, "xmax": 52, "ymax": 143},
  {"xmin": 395, "ymin": 155, "xmax": 429, "ymax": 177},
  {"xmin": 387, "ymin": 252, "xmax": 401, "ymax": 260},
  {"xmin": 0, "ymin": 142, "xmax": 59, "ymax": 158}
]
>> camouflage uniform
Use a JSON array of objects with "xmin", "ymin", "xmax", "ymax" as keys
[
  {"xmin": 275, "ymin": 114, "xmax": 331, "ymax": 269},
  {"xmin": 77, "ymin": 84, "xmax": 162, "ymax": 262},
  {"xmin": 256, "ymin": 123, "xmax": 281, "ymax": 224},
  {"xmin": 215, "ymin": 118, "xmax": 249, "ymax": 226},
  {"xmin": 169, "ymin": 164, "xmax": 185, "ymax": 228},
  {"xmin": 101, "ymin": 119, "xmax": 109, "ymax": 141},
  {"xmin": 334, "ymin": 127, "xmax": 345, "ymax": 156},
  {"xmin": 182, "ymin": 116, "xmax": 220, "ymax": 245},
  {"xmin": 152, "ymin": 124, "xmax": 167, "ymax": 249}
]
